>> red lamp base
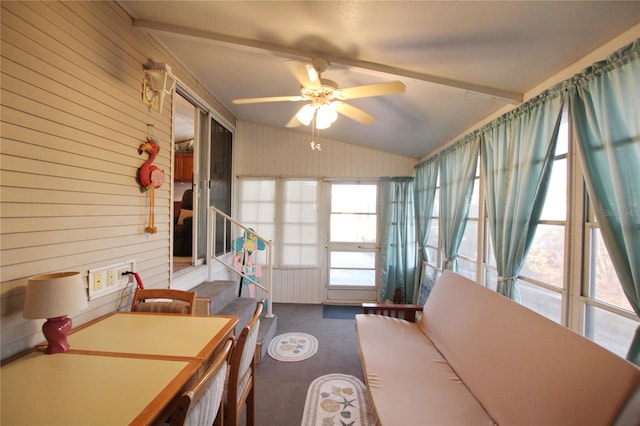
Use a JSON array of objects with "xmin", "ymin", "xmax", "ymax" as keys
[{"xmin": 42, "ymin": 315, "xmax": 72, "ymax": 354}]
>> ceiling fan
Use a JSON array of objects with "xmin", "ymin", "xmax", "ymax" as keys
[{"xmin": 232, "ymin": 58, "xmax": 406, "ymax": 129}]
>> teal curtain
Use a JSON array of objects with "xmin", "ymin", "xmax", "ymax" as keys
[
  {"xmin": 439, "ymin": 137, "xmax": 479, "ymax": 272},
  {"xmin": 568, "ymin": 40, "xmax": 640, "ymax": 365},
  {"xmin": 414, "ymin": 158, "xmax": 439, "ymax": 264},
  {"xmin": 481, "ymin": 89, "xmax": 564, "ymax": 301},
  {"xmin": 380, "ymin": 177, "xmax": 417, "ymax": 303}
]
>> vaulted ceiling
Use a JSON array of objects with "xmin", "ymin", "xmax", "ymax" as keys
[{"xmin": 121, "ymin": 1, "xmax": 639, "ymax": 159}]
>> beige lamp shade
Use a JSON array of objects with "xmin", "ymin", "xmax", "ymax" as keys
[{"xmin": 23, "ymin": 272, "xmax": 88, "ymax": 319}]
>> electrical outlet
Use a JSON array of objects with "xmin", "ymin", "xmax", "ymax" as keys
[
  {"xmin": 92, "ymin": 272, "xmax": 103, "ymax": 291},
  {"xmin": 88, "ymin": 260, "xmax": 135, "ymax": 300},
  {"xmin": 118, "ymin": 268, "xmax": 130, "ymax": 285},
  {"xmin": 107, "ymin": 269, "xmax": 117, "ymax": 287}
]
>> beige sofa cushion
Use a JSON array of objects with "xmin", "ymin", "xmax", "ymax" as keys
[
  {"xmin": 356, "ymin": 314, "xmax": 495, "ymax": 426},
  {"xmin": 421, "ymin": 270, "xmax": 640, "ymax": 426}
]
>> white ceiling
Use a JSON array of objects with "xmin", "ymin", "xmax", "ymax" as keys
[{"xmin": 121, "ymin": 1, "xmax": 639, "ymax": 159}]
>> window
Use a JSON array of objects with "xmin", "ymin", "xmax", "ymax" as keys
[
  {"xmin": 583, "ymin": 206, "xmax": 637, "ymax": 357},
  {"xmin": 329, "ymin": 184, "xmax": 377, "ymax": 243},
  {"xmin": 457, "ymin": 159, "xmax": 480, "ymax": 281},
  {"xmin": 516, "ymin": 112, "xmax": 569, "ymax": 323},
  {"xmin": 282, "ymin": 180, "xmax": 319, "ymax": 265},
  {"xmin": 587, "ymin": 229, "xmax": 631, "ymax": 310},
  {"xmin": 237, "ymin": 178, "xmax": 318, "ymax": 267},
  {"xmin": 426, "ymin": 175, "xmax": 440, "ymax": 267},
  {"xmin": 480, "ymin": 110, "xmax": 568, "ymax": 323}
]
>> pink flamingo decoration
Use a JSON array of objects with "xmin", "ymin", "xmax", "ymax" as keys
[{"xmin": 138, "ymin": 137, "xmax": 165, "ymax": 234}]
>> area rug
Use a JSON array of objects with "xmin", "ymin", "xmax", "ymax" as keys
[
  {"xmin": 301, "ymin": 373, "xmax": 372, "ymax": 426},
  {"xmin": 268, "ymin": 332, "xmax": 318, "ymax": 362}
]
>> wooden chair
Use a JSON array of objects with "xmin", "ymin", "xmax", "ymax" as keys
[
  {"xmin": 130, "ymin": 288, "xmax": 197, "ymax": 315},
  {"xmin": 170, "ymin": 337, "xmax": 234, "ymax": 426},
  {"xmin": 220, "ymin": 300, "xmax": 264, "ymax": 426}
]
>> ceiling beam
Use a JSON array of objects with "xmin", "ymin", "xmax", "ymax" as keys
[{"xmin": 134, "ymin": 19, "xmax": 523, "ymax": 105}]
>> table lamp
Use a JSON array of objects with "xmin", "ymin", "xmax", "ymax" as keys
[{"xmin": 23, "ymin": 272, "xmax": 88, "ymax": 354}]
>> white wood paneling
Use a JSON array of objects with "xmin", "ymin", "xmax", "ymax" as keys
[
  {"xmin": 235, "ymin": 121, "xmax": 417, "ymax": 179},
  {"xmin": 253, "ymin": 268, "xmax": 322, "ymax": 304},
  {"xmin": 0, "ymin": 0, "xmax": 233, "ymax": 359}
]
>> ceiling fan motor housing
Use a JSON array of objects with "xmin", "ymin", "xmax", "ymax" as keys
[{"xmin": 301, "ymin": 78, "xmax": 339, "ymax": 104}]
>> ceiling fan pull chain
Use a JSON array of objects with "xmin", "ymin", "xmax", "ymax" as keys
[
  {"xmin": 315, "ymin": 127, "xmax": 321, "ymax": 151},
  {"xmin": 310, "ymin": 110, "xmax": 316, "ymax": 149},
  {"xmin": 309, "ymin": 110, "xmax": 321, "ymax": 151}
]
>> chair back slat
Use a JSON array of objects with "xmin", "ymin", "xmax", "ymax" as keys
[{"xmin": 131, "ymin": 288, "xmax": 197, "ymax": 315}]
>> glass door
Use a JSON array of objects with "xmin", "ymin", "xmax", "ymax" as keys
[
  {"xmin": 172, "ymin": 89, "xmax": 234, "ymax": 276},
  {"xmin": 172, "ymin": 93, "xmax": 196, "ymax": 274},
  {"xmin": 209, "ymin": 117, "xmax": 232, "ymax": 255},
  {"xmin": 325, "ymin": 183, "xmax": 379, "ymax": 303}
]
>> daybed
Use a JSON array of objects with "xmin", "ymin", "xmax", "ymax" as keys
[{"xmin": 355, "ymin": 270, "xmax": 640, "ymax": 425}]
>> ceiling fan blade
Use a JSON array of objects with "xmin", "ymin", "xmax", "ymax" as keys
[
  {"xmin": 233, "ymin": 95, "xmax": 305, "ymax": 104},
  {"xmin": 333, "ymin": 101, "xmax": 376, "ymax": 124},
  {"xmin": 337, "ymin": 81, "xmax": 406, "ymax": 100},
  {"xmin": 285, "ymin": 61, "xmax": 321, "ymax": 89}
]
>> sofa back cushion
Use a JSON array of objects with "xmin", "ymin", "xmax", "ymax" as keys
[{"xmin": 420, "ymin": 270, "xmax": 640, "ymax": 426}]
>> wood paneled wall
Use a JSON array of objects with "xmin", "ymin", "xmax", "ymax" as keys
[
  {"xmin": 252, "ymin": 268, "xmax": 323, "ymax": 304},
  {"xmin": 235, "ymin": 121, "xmax": 417, "ymax": 179},
  {"xmin": 0, "ymin": 1, "xmax": 231, "ymax": 359}
]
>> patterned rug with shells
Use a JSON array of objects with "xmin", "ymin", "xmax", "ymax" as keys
[
  {"xmin": 268, "ymin": 332, "xmax": 319, "ymax": 362},
  {"xmin": 301, "ymin": 373, "xmax": 373, "ymax": 426}
]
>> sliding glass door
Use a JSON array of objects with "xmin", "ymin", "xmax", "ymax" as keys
[{"xmin": 172, "ymin": 90, "xmax": 233, "ymax": 275}]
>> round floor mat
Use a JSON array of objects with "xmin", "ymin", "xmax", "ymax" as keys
[
  {"xmin": 267, "ymin": 332, "xmax": 318, "ymax": 362},
  {"xmin": 301, "ymin": 373, "xmax": 372, "ymax": 426}
]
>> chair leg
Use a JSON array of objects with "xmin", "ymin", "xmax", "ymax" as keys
[
  {"xmin": 227, "ymin": 403, "xmax": 237, "ymax": 426},
  {"xmin": 246, "ymin": 384, "xmax": 255, "ymax": 426},
  {"xmin": 214, "ymin": 405, "xmax": 223, "ymax": 426}
]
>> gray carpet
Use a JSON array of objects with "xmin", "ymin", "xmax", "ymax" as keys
[
  {"xmin": 254, "ymin": 303, "xmax": 365, "ymax": 426},
  {"xmin": 322, "ymin": 304, "xmax": 363, "ymax": 319}
]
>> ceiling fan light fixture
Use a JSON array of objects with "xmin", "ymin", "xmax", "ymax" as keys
[
  {"xmin": 296, "ymin": 104, "xmax": 316, "ymax": 126},
  {"xmin": 316, "ymin": 104, "xmax": 338, "ymax": 129},
  {"xmin": 315, "ymin": 119, "xmax": 331, "ymax": 130}
]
